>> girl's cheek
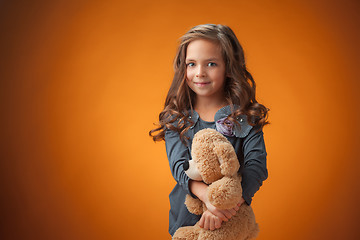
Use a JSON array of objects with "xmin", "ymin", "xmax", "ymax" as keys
[
  {"xmin": 188, "ymin": 69, "xmax": 196, "ymax": 79},
  {"xmin": 186, "ymin": 71, "xmax": 192, "ymax": 81}
]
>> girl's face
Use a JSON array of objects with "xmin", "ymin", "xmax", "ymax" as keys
[{"xmin": 185, "ymin": 39, "xmax": 226, "ymax": 101}]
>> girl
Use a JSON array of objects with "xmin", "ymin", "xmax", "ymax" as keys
[{"xmin": 150, "ymin": 24, "xmax": 269, "ymax": 236}]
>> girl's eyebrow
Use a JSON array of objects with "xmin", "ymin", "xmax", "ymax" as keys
[{"xmin": 185, "ymin": 58, "xmax": 220, "ymax": 62}]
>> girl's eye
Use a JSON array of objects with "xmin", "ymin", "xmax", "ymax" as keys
[
  {"xmin": 208, "ymin": 62, "xmax": 217, "ymax": 67},
  {"xmin": 187, "ymin": 63, "xmax": 195, "ymax": 67}
]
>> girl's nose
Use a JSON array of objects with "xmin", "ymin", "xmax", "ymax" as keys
[{"xmin": 196, "ymin": 67, "xmax": 206, "ymax": 78}]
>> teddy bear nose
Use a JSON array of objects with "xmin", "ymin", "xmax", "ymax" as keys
[{"xmin": 183, "ymin": 160, "xmax": 189, "ymax": 171}]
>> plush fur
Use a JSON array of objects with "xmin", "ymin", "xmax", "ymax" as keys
[{"xmin": 173, "ymin": 128, "xmax": 259, "ymax": 240}]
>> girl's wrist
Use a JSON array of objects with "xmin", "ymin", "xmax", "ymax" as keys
[
  {"xmin": 189, "ymin": 180, "xmax": 208, "ymax": 202},
  {"xmin": 199, "ymin": 188, "xmax": 207, "ymax": 203}
]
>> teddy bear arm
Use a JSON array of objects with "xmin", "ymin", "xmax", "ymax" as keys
[
  {"xmin": 207, "ymin": 176, "xmax": 242, "ymax": 209},
  {"xmin": 185, "ymin": 194, "xmax": 204, "ymax": 215}
]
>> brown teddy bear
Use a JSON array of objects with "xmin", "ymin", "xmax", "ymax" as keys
[{"xmin": 172, "ymin": 128, "xmax": 259, "ymax": 240}]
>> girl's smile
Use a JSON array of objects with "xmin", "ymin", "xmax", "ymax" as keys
[{"xmin": 194, "ymin": 82, "xmax": 211, "ymax": 87}]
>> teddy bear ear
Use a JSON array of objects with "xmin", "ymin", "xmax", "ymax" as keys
[{"xmin": 213, "ymin": 142, "xmax": 240, "ymax": 176}]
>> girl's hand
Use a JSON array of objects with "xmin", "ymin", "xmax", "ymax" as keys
[
  {"xmin": 199, "ymin": 210, "xmax": 222, "ymax": 231},
  {"xmin": 238, "ymin": 197, "xmax": 245, "ymax": 207},
  {"xmin": 199, "ymin": 198, "xmax": 246, "ymax": 231},
  {"xmin": 189, "ymin": 180, "xmax": 245, "ymax": 222},
  {"xmin": 203, "ymin": 196, "xmax": 243, "ymax": 222}
]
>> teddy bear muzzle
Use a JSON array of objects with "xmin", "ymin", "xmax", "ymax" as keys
[{"xmin": 183, "ymin": 159, "xmax": 202, "ymax": 181}]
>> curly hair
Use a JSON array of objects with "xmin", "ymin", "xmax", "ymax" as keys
[{"xmin": 149, "ymin": 24, "xmax": 269, "ymax": 144}]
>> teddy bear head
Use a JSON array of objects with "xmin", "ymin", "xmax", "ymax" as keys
[{"xmin": 184, "ymin": 128, "xmax": 240, "ymax": 184}]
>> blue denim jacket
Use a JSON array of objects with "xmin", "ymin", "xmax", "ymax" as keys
[{"xmin": 165, "ymin": 105, "xmax": 268, "ymax": 236}]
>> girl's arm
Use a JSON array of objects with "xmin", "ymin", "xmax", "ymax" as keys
[
  {"xmin": 241, "ymin": 125, "xmax": 268, "ymax": 205},
  {"xmin": 165, "ymin": 128, "xmax": 197, "ymax": 198}
]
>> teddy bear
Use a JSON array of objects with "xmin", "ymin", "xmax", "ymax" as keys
[{"xmin": 172, "ymin": 128, "xmax": 259, "ymax": 240}]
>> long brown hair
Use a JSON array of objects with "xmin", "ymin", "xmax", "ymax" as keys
[{"xmin": 149, "ymin": 24, "xmax": 269, "ymax": 143}]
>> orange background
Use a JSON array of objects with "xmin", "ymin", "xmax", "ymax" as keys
[{"xmin": 1, "ymin": 0, "xmax": 360, "ymax": 239}]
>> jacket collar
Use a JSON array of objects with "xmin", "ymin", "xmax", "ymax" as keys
[
  {"xmin": 187, "ymin": 104, "xmax": 253, "ymax": 138},
  {"xmin": 188, "ymin": 105, "xmax": 240, "ymax": 126}
]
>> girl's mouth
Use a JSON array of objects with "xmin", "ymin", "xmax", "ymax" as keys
[{"xmin": 194, "ymin": 82, "xmax": 210, "ymax": 87}]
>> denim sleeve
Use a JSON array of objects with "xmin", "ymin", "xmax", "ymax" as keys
[
  {"xmin": 241, "ymin": 125, "xmax": 268, "ymax": 205},
  {"xmin": 165, "ymin": 128, "xmax": 197, "ymax": 198}
]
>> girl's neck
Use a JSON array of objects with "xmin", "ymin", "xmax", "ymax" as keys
[{"xmin": 194, "ymin": 95, "xmax": 227, "ymax": 122}]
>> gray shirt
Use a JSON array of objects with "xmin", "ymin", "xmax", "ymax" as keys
[{"xmin": 165, "ymin": 105, "xmax": 268, "ymax": 236}]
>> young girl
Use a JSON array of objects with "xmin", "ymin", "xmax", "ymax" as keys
[{"xmin": 150, "ymin": 24, "xmax": 269, "ymax": 236}]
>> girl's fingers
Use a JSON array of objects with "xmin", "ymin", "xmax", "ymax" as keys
[
  {"xmin": 204, "ymin": 215, "xmax": 210, "ymax": 230},
  {"xmin": 207, "ymin": 206, "xmax": 228, "ymax": 222},
  {"xmin": 238, "ymin": 198, "xmax": 245, "ymax": 206},
  {"xmin": 202, "ymin": 203, "xmax": 244, "ymax": 230},
  {"xmin": 214, "ymin": 217, "xmax": 222, "ymax": 229},
  {"xmin": 199, "ymin": 215, "xmax": 205, "ymax": 228},
  {"xmin": 210, "ymin": 216, "xmax": 215, "ymax": 231},
  {"xmin": 214, "ymin": 211, "xmax": 228, "ymax": 222},
  {"xmin": 228, "ymin": 209, "xmax": 236, "ymax": 216},
  {"xmin": 221, "ymin": 209, "xmax": 233, "ymax": 219},
  {"xmin": 207, "ymin": 202, "xmax": 230, "ymax": 222},
  {"xmin": 200, "ymin": 211, "xmax": 223, "ymax": 230}
]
